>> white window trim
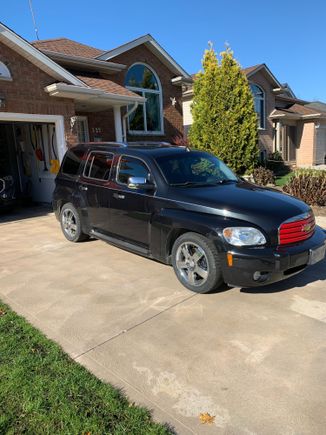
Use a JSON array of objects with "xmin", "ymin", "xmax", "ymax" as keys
[
  {"xmin": 250, "ymin": 83, "xmax": 266, "ymax": 130},
  {"xmin": 126, "ymin": 62, "xmax": 164, "ymax": 136},
  {"xmin": 75, "ymin": 116, "xmax": 90, "ymax": 142},
  {"xmin": 0, "ymin": 61, "xmax": 12, "ymax": 81}
]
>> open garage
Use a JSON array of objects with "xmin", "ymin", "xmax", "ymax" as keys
[{"xmin": 0, "ymin": 116, "xmax": 65, "ymax": 205}]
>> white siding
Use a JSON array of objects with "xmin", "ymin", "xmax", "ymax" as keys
[{"xmin": 182, "ymin": 99, "xmax": 193, "ymax": 135}]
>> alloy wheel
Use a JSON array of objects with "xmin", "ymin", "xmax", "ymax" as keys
[
  {"xmin": 175, "ymin": 242, "xmax": 209, "ymax": 287},
  {"xmin": 62, "ymin": 208, "xmax": 77, "ymax": 238}
]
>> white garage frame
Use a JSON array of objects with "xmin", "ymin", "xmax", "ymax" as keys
[{"xmin": 0, "ymin": 112, "xmax": 66, "ymax": 161}]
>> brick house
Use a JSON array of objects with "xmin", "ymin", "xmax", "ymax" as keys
[
  {"xmin": 0, "ymin": 22, "xmax": 190, "ymax": 203},
  {"xmin": 183, "ymin": 64, "xmax": 326, "ymax": 167}
]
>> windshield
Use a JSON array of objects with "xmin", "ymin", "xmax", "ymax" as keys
[{"xmin": 155, "ymin": 151, "xmax": 238, "ymax": 186}]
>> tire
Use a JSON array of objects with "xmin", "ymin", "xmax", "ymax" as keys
[
  {"xmin": 171, "ymin": 232, "xmax": 223, "ymax": 293},
  {"xmin": 60, "ymin": 203, "xmax": 89, "ymax": 243}
]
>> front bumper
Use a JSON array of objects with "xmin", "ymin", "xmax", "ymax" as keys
[{"xmin": 220, "ymin": 226, "xmax": 326, "ymax": 288}]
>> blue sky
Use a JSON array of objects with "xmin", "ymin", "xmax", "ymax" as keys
[{"xmin": 2, "ymin": 0, "xmax": 326, "ymax": 101}]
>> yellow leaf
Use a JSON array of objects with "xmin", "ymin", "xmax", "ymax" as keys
[{"xmin": 199, "ymin": 412, "xmax": 215, "ymax": 424}]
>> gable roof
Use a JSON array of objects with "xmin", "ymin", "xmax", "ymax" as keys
[
  {"xmin": 0, "ymin": 22, "xmax": 85, "ymax": 86},
  {"xmin": 97, "ymin": 34, "xmax": 191, "ymax": 79},
  {"xmin": 242, "ymin": 64, "xmax": 264, "ymax": 75},
  {"xmin": 31, "ymin": 37, "xmax": 104, "ymax": 59},
  {"xmin": 306, "ymin": 101, "xmax": 326, "ymax": 112},
  {"xmin": 243, "ymin": 63, "xmax": 281, "ymax": 88},
  {"xmin": 270, "ymin": 103, "xmax": 326, "ymax": 119}
]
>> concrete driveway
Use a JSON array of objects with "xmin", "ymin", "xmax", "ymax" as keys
[{"xmin": 1, "ymin": 209, "xmax": 326, "ymax": 434}]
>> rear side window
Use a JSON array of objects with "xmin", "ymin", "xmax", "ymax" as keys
[
  {"xmin": 117, "ymin": 156, "xmax": 150, "ymax": 184},
  {"xmin": 61, "ymin": 149, "xmax": 84, "ymax": 176},
  {"xmin": 84, "ymin": 152, "xmax": 113, "ymax": 181}
]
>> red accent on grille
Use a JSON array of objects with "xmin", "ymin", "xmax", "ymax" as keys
[{"xmin": 279, "ymin": 214, "xmax": 315, "ymax": 245}]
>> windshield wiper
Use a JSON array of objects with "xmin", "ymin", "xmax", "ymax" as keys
[
  {"xmin": 170, "ymin": 181, "xmax": 206, "ymax": 187},
  {"xmin": 170, "ymin": 180, "xmax": 237, "ymax": 187}
]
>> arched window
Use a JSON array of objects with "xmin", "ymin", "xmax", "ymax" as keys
[
  {"xmin": 125, "ymin": 63, "xmax": 163, "ymax": 134},
  {"xmin": 0, "ymin": 61, "xmax": 12, "ymax": 81},
  {"xmin": 250, "ymin": 84, "xmax": 265, "ymax": 129}
]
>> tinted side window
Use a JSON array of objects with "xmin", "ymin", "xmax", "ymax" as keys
[
  {"xmin": 85, "ymin": 152, "xmax": 113, "ymax": 181},
  {"xmin": 61, "ymin": 149, "xmax": 84, "ymax": 176},
  {"xmin": 117, "ymin": 156, "xmax": 149, "ymax": 184}
]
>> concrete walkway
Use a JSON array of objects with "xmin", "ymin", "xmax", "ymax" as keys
[{"xmin": 0, "ymin": 211, "xmax": 325, "ymax": 434}]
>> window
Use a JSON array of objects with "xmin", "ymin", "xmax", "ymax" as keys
[
  {"xmin": 0, "ymin": 61, "xmax": 12, "ymax": 81},
  {"xmin": 155, "ymin": 152, "xmax": 237, "ymax": 186},
  {"xmin": 61, "ymin": 149, "xmax": 84, "ymax": 176},
  {"xmin": 84, "ymin": 152, "xmax": 113, "ymax": 181},
  {"xmin": 125, "ymin": 63, "xmax": 163, "ymax": 134},
  {"xmin": 250, "ymin": 84, "xmax": 265, "ymax": 129},
  {"xmin": 76, "ymin": 116, "xmax": 89, "ymax": 142},
  {"xmin": 117, "ymin": 156, "xmax": 150, "ymax": 185}
]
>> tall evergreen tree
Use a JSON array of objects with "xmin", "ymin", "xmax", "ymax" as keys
[{"xmin": 189, "ymin": 44, "xmax": 259, "ymax": 174}]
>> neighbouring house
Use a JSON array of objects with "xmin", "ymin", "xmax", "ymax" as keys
[
  {"xmin": 183, "ymin": 63, "xmax": 326, "ymax": 167},
  {"xmin": 0, "ymin": 22, "xmax": 191, "ymax": 203}
]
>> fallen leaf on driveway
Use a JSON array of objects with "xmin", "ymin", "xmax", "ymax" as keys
[{"xmin": 199, "ymin": 412, "xmax": 215, "ymax": 424}]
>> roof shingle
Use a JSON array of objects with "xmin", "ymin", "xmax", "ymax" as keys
[
  {"xmin": 76, "ymin": 75, "xmax": 140, "ymax": 98},
  {"xmin": 32, "ymin": 38, "xmax": 103, "ymax": 58}
]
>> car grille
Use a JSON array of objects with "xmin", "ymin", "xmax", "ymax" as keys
[{"xmin": 279, "ymin": 212, "xmax": 315, "ymax": 245}]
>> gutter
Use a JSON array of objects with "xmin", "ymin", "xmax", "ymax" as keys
[
  {"xmin": 44, "ymin": 83, "xmax": 146, "ymax": 105},
  {"xmin": 42, "ymin": 50, "xmax": 126, "ymax": 73}
]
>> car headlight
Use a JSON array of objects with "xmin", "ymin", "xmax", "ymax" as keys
[{"xmin": 222, "ymin": 227, "xmax": 266, "ymax": 246}]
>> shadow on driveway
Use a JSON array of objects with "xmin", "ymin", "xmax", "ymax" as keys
[{"xmin": 0, "ymin": 204, "xmax": 53, "ymax": 224}]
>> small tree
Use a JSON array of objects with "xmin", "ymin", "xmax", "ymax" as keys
[{"xmin": 189, "ymin": 44, "xmax": 259, "ymax": 174}]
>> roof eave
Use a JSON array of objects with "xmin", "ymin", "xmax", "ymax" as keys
[
  {"xmin": 42, "ymin": 50, "xmax": 126, "ymax": 73},
  {"xmin": 0, "ymin": 22, "xmax": 86, "ymax": 87},
  {"xmin": 45, "ymin": 82, "xmax": 146, "ymax": 105},
  {"xmin": 246, "ymin": 63, "xmax": 282, "ymax": 88}
]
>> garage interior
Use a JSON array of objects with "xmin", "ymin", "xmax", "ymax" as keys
[{"xmin": 0, "ymin": 122, "xmax": 60, "ymax": 206}]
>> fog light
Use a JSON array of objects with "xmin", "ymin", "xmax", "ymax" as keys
[
  {"xmin": 253, "ymin": 271, "xmax": 269, "ymax": 282},
  {"xmin": 253, "ymin": 271, "xmax": 261, "ymax": 281}
]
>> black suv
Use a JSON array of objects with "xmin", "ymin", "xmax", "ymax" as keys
[{"xmin": 53, "ymin": 142, "xmax": 326, "ymax": 293}]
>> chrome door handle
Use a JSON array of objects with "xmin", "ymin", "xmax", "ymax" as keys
[
  {"xmin": 79, "ymin": 185, "xmax": 88, "ymax": 191},
  {"xmin": 113, "ymin": 192, "xmax": 125, "ymax": 199}
]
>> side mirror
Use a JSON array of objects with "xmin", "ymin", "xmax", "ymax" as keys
[{"xmin": 127, "ymin": 176, "xmax": 155, "ymax": 190}]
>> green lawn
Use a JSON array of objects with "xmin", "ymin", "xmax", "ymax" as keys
[
  {"xmin": 275, "ymin": 172, "xmax": 294, "ymax": 187},
  {"xmin": 0, "ymin": 302, "xmax": 172, "ymax": 435}
]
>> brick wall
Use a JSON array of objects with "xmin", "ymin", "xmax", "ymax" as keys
[
  {"xmin": 296, "ymin": 121, "xmax": 316, "ymax": 166},
  {"xmin": 81, "ymin": 44, "xmax": 183, "ymax": 143},
  {"xmin": 247, "ymin": 70, "xmax": 275, "ymax": 154},
  {"xmin": 0, "ymin": 42, "xmax": 78, "ymax": 147}
]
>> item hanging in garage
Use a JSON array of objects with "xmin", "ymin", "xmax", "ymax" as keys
[
  {"xmin": 37, "ymin": 125, "xmax": 48, "ymax": 171},
  {"xmin": 48, "ymin": 125, "xmax": 59, "ymax": 174},
  {"xmin": 29, "ymin": 125, "xmax": 48, "ymax": 169},
  {"xmin": 0, "ymin": 175, "xmax": 15, "ymax": 201}
]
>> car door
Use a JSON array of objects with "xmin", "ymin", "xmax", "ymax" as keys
[
  {"xmin": 108, "ymin": 155, "xmax": 154, "ymax": 248},
  {"xmin": 79, "ymin": 151, "xmax": 114, "ymax": 232}
]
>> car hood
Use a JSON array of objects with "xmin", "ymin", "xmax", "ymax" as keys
[{"xmin": 169, "ymin": 181, "xmax": 311, "ymax": 229}]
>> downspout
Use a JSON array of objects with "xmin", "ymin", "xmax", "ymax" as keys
[{"xmin": 122, "ymin": 102, "xmax": 138, "ymax": 142}]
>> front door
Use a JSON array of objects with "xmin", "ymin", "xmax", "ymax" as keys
[
  {"xmin": 284, "ymin": 125, "xmax": 296, "ymax": 162},
  {"xmin": 108, "ymin": 155, "xmax": 154, "ymax": 248}
]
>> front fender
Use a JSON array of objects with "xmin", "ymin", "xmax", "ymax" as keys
[{"xmin": 152, "ymin": 208, "xmax": 247, "ymax": 263}]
